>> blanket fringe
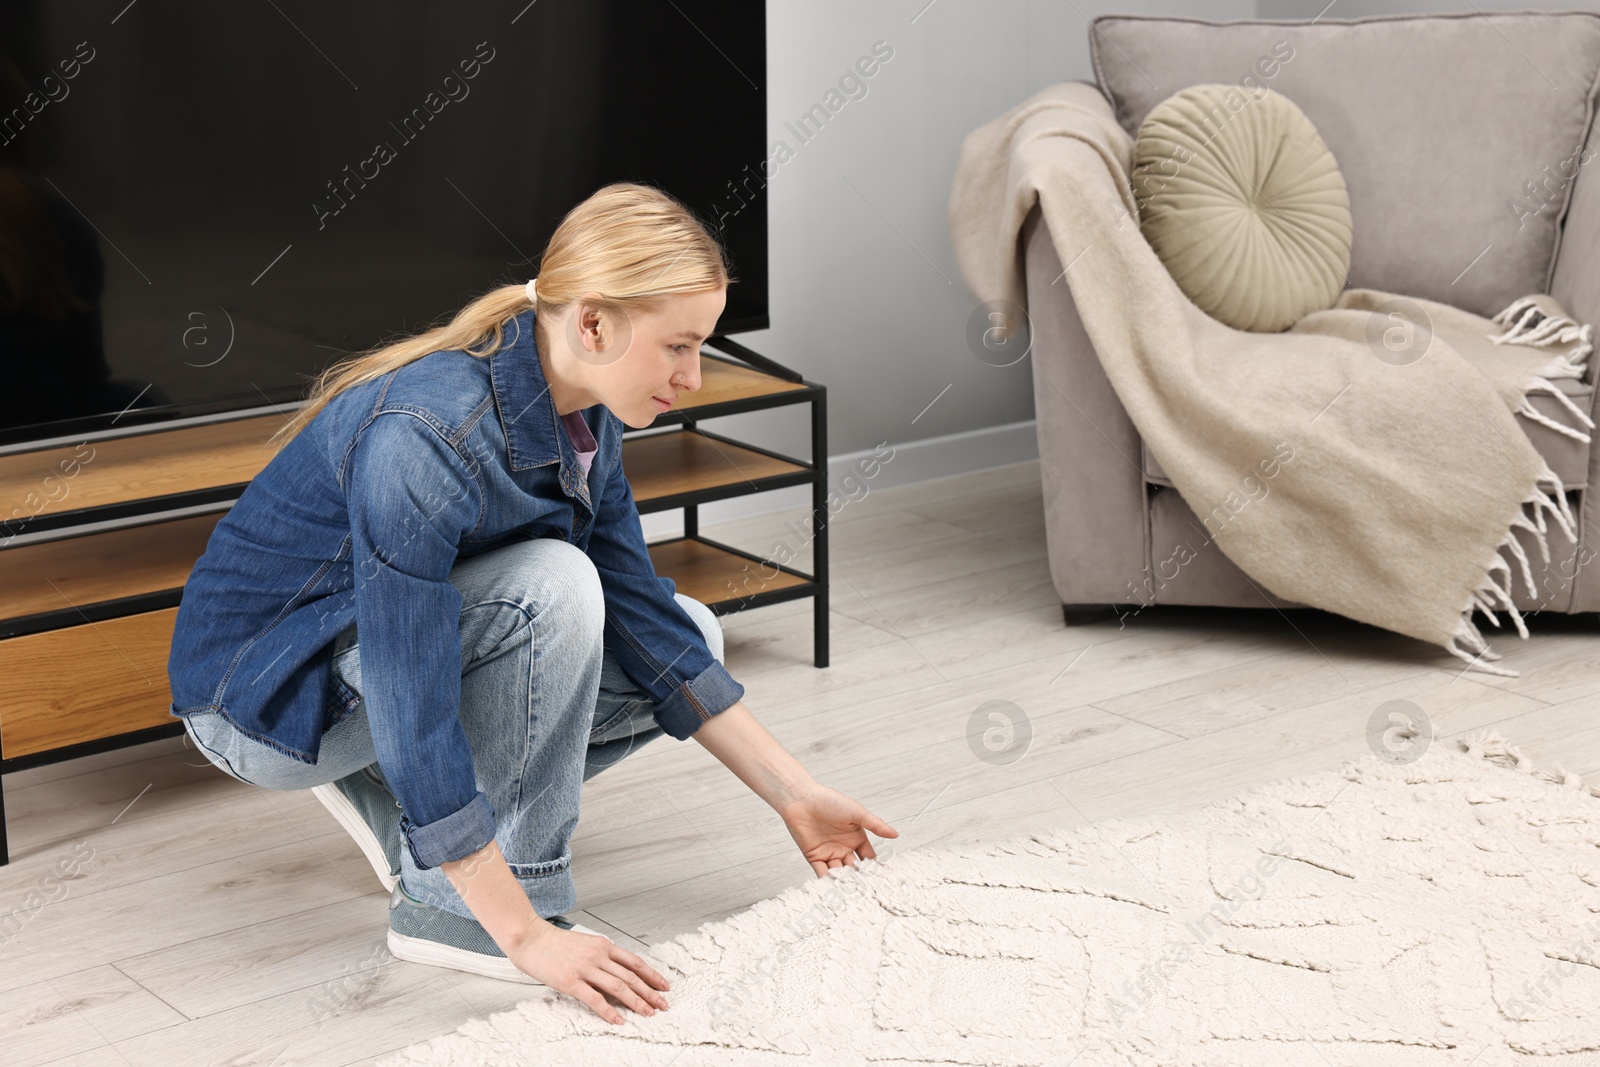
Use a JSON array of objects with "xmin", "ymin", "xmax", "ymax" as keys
[
  {"xmin": 1490, "ymin": 296, "xmax": 1596, "ymax": 444},
  {"xmin": 1444, "ymin": 466, "xmax": 1578, "ymax": 678},
  {"xmin": 1457, "ymin": 727, "xmax": 1600, "ymax": 799},
  {"xmin": 1449, "ymin": 297, "xmax": 1595, "ymax": 675},
  {"xmin": 1516, "ymin": 381, "xmax": 1594, "ymax": 443},
  {"xmin": 1490, "ymin": 297, "xmax": 1596, "ymax": 368}
]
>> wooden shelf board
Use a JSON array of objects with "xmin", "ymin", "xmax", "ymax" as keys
[
  {"xmin": 0, "ymin": 537, "xmax": 803, "ymax": 761},
  {"xmin": 0, "ymin": 413, "xmax": 292, "ymax": 521},
  {"xmin": 0, "ymin": 355, "xmax": 804, "ymax": 524},
  {"xmin": 0, "ymin": 606, "xmax": 179, "ymax": 759},
  {"xmin": 647, "ymin": 537, "xmax": 808, "ymax": 607},
  {"xmin": 0, "ymin": 427, "xmax": 811, "ymax": 624},
  {"xmin": 623, "ymin": 430, "xmax": 806, "ymax": 504},
  {"xmin": 676, "ymin": 353, "xmax": 808, "ymax": 411},
  {"xmin": 0, "ymin": 513, "xmax": 225, "ymax": 622},
  {"xmin": 0, "ymin": 389, "xmax": 815, "ymax": 628}
]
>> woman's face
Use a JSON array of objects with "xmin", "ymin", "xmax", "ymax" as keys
[{"xmin": 557, "ymin": 287, "xmax": 726, "ymax": 428}]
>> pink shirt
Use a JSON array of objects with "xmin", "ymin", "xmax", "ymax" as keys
[{"xmin": 560, "ymin": 410, "xmax": 598, "ymax": 476}]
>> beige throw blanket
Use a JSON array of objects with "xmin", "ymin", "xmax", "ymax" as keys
[{"xmin": 948, "ymin": 82, "xmax": 1595, "ymax": 675}]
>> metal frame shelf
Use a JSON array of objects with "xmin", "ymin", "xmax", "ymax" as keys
[{"xmin": 624, "ymin": 338, "xmax": 829, "ymax": 669}]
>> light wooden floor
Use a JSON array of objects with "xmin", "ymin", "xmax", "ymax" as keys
[{"xmin": 4, "ymin": 459, "xmax": 1598, "ymax": 1066}]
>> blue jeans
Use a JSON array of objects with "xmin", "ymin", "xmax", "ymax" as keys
[{"xmin": 182, "ymin": 537, "xmax": 725, "ymax": 920}]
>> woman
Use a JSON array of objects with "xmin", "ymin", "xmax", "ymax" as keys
[{"xmin": 166, "ymin": 182, "xmax": 897, "ymax": 1026}]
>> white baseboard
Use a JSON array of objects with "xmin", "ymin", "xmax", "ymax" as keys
[{"xmin": 640, "ymin": 418, "xmax": 1039, "ymax": 540}]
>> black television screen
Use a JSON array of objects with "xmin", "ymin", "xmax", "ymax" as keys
[{"xmin": 0, "ymin": 0, "xmax": 767, "ymax": 447}]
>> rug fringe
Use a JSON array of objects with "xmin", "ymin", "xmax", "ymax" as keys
[{"xmin": 1456, "ymin": 727, "xmax": 1600, "ymax": 799}]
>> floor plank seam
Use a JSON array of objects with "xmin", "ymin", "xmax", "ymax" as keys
[
  {"xmin": 95, "ymin": 890, "xmax": 380, "ymax": 988},
  {"xmin": 1083, "ymin": 702, "xmax": 1194, "ymax": 741}
]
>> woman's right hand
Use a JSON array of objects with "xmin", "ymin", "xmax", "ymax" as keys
[
  {"xmin": 441, "ymin": 839, "xmax": 671, "ymax": 1024},
  {"xmin": 511, "ymin": 921, "xmax": 672, "ymax": 1025}
]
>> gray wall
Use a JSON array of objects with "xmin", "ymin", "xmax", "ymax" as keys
[{"xmin": 701, "ymin": 0, "xmax": 1253, "ymax": 483}]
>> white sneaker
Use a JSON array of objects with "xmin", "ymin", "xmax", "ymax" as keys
[{"xmin": 310, "ymin": 765, "xmax": 401, "ymax": 892}]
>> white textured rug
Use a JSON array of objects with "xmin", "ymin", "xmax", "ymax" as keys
[{"xmin": 382, "ymin": 732, "xmax": 1600, "ymax": 1066}]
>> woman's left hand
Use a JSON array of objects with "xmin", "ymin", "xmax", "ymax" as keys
[{"xmin": 778, "ymin": 783, "xmax": 899, "ymax": 877}]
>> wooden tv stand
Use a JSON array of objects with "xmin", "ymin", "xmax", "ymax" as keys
[{"xmin": 0, "ymin": 343, "xmax": 828, "ymax": 865}]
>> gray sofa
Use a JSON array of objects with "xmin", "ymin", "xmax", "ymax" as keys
[{"xmin": 1028, "ymin": 11, "xmax": 1600, "ymax": 622}]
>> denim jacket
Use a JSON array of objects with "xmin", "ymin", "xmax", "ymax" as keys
[{"xmin": 166, "ymin": 309, "xmax": 744, "ymax": 869}]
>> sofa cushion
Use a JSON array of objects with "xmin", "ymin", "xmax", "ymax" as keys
[
  {"xmin": 1133, "ymin": 83, "xmax": 1352, "ymax": 332},
  {"xmin": 1091, "ymin": 12, "xmax": 1600, "ymax": 320}
]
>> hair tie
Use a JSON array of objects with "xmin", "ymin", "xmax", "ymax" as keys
[{"xmin": 525, "ymin": 278, "xmax": 538, "ymax": 303}]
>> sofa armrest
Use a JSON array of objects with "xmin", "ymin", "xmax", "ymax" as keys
[
  {"xmin": 1548, "ymin": 147, "xmax": 1600, "ymax": 610},
  {"xmin": 1550, "ymin": 145, "xmax": 1600, "ymax": 387},
  {"xmin": 1023, "ymin": 201, "xmax": 1149, "ymax": 607}
]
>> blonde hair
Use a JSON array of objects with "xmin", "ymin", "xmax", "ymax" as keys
[{"xmin": 266, "ymin": 181, "xmax": 734, "ymax": 453}]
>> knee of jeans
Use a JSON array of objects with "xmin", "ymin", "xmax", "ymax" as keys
[
  {"xmin": 552, "ymin": 541, "xmax": 605, "ymax": 636},
  {"xmin": 509, "ymin": 538, "xmax": 605, "ymax": 636},
  {"xmin": 674, "ymin": 593, "xmax": 724, "ymax": 663}
]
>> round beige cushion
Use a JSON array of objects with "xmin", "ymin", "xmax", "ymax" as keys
[{"xmin": 1133, "ymin": 84, "xmax": 1352, "ymax": 333}]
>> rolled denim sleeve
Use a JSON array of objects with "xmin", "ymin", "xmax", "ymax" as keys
[
  {"xmin": 344, "ymin": 412, "xmax": 493, "ymax": 869},
  {"xmin": 584, "ymin": 439, "xmax": 744, "ymax": 740}
]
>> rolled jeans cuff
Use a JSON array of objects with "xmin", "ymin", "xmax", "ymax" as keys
[
  {"xmin": 654, "ymin": 660, "xmax": 745, "ymax": 740},
  {"xmin": 402, "ymin": 791, "xmax": 497, "ymax": 870}
]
